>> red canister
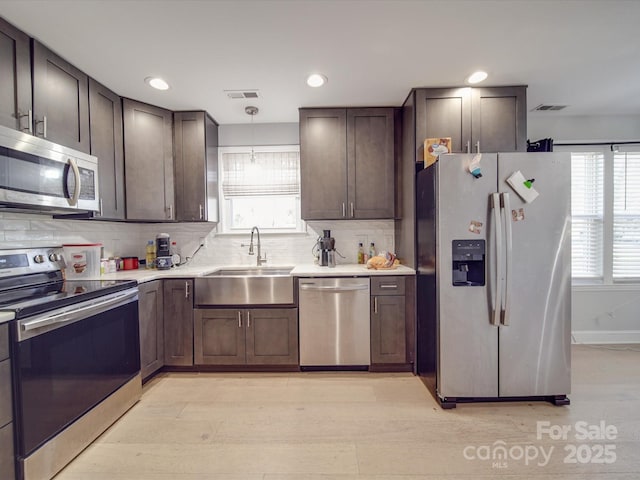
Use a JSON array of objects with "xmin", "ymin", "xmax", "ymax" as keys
[{"xmin": 123, "ymin": 257, "xmax": 139, "ymax": 270}]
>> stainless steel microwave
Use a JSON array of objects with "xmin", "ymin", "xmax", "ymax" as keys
[{"xmin": 0, "ymin": 124, "xmax": 99, "ymax": 212}]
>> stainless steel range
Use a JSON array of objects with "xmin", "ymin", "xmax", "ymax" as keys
[{"xmin": 0, "ymin": 247, "xmax": 141, "ymax": 480}]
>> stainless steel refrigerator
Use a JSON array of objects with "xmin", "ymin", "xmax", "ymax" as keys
[{"xmin": 416, "ymin": 152, "xmax": 571, "ymax": 408}]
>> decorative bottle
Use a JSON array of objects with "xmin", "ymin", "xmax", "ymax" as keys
[
  {"xmin": 369, "ymin": 242, "xmax": 376, "ymax": 259},
  {"xmin": 145, "ymin": 240, "xmax": 156, "ymax": 269},
  {"xmin": 357, "ymin": 243, "xmax": 364, "ymax": 264}
]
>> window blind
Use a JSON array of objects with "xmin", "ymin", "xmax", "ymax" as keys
[
  {"xmin": 613, "ymin": 151, "xmax": 640, "ymax": 279},
  {"xmin": 571, "ymin": 152, "xmax": 604, "ymax": 278},
  {"xmin": 221, "ymin": 151, "xmax": 300, "ymax": 197}
]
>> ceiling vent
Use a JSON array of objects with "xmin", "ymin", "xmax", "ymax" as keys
[
  {"xmin": 225, "ymin": 90, "xmax": 260, "ymax": 99},
  {"xmin": 532, "ymin": 104, "xmax": 568, "ymax": 111}
]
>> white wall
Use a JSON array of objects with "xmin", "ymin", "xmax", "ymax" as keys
[
  {"xmin": 529, "ymin": 113, "xmax": 640, "ymax": 343},
  {"xmin": 528, "ymin": 113, "xmax": 640, "ymax": 143}
]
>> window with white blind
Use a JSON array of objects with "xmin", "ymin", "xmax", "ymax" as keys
[
  {"xmin": 571, "ymin": 151, "xmax": 605, "ymax": 279},
  {"xmin": 218, "ymin": 146, "xmax": 303, "ymax": 233},
  {"xmin": 560, "ymin": 144, "xmax": 640, "ymax": 284},
  {"xmin": 613, "ymin": 150, "xmax": 640, "ymax": 280}
]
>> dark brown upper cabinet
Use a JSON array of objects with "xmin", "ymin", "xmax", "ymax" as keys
[
  {"xmin": 0, "ymin": 17, "xmax": 32, "ymax": 133},
  {"xmin": 300, "ymin": 107, "xmax": 396, "ymax": 220},
  {"xmin": 414, "ymin": 86, "xmax": 527, "ymax": 156},
  {"xmin": 173, "ymin": 111, "xmax": 219, "ymax": 222},
  {"xmin": 123, "ymin": 99, "xmax": 174, "ymax": 221},
  {"xmin": 32, "ymin": 40, "xmax": 90, "ymax": 153},
  {"xmin": 89, "ymin": 78, "xmax": 125, "ymax": 219}
]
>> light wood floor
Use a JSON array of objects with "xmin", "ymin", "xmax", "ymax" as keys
[{"xmin": 55, "ymin": 345, "xmax": 640, "ymax": 479}]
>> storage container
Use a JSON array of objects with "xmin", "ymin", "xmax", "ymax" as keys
[{"xmin": 62, "ymin": 243, "xmax": 102, "ymax": 278}]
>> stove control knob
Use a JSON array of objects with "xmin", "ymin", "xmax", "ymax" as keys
[
  {"xmin": 49, "ymin": 253, "xmax": 61, "ymax": 262},
  {"xmin": 33, "ymin": 254, "xmax": 46, "ymax": 264}
]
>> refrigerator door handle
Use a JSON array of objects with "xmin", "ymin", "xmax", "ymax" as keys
[
  {"xmin": 491, "ymin": 193, "xmax": 503, "ymax": 326},
  {"xmin": 501, "ymin": 193, "xmax": 513, "ymax": 326}
]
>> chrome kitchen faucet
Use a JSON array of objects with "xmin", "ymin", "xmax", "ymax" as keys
[{"xmin": 247, "ymin": 226, "xmax": 267, "ymax": 266}]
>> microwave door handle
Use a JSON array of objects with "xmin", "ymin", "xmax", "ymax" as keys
[{"xmin": 67, "ymin": 158, "xmax": 81, "ymax": 206}]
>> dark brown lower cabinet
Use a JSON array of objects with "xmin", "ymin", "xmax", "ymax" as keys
[
  {"xmin": 370, "ymin": 276, "xmax": 415, "ymax": 367},
  {"xmin": 0, "ymin": 324, "xmax": 14, "ymax": 480},
  {"xmin": 138, "ymin": 281, "xmax": 164, "ymax": 380},
  {"xmin": 164, "ymin": 280, "xmax": 194, "ymax": 366},
  {"xmin": 194, "ymin": 308, "xmax": 298, "ymax": 366},
  {"xmin": 0, "ymin": 422, "xmax": 14, "ymax": 480},
  {"xmin": 371, "ymin": 295, "xmax": 406, "ymax": 364}
]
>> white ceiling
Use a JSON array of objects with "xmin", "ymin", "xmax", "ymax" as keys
[{"xmin": 1, "ymin": 0, "xmax": 640, "ymax": 125}]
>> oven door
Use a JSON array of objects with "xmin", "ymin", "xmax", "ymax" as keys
[
  {"xmin": 0, "ymin": 125, "xmax": 99, "ymax": 211},
  {"xmin": 12, "ymin": 287, "xmax": 139, "ymax": 457}
]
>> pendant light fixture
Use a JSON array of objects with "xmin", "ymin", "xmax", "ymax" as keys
[{"xmin": 245, "ymin": 106, "xmax": 259, "ymax": 163}]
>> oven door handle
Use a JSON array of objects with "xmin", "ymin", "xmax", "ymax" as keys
[{"xmin": 19, "ymin": 288, "xmax": 138, "ymax": 339}]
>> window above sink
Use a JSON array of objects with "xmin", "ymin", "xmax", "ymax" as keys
[{"xmin": 218, "ymin": 145, "xmax": 304, "ymax": 234}]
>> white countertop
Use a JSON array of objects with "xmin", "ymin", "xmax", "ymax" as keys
[
  {"xmin": 0, "ymin": 310, "xmax": 15, "ymax": 325},
  {"xmin": 96, "ymin": 263, "xmax": 415, "ymax": 283}
]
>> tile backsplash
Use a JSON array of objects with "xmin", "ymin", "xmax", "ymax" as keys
[{"xmin": 0, "ymin": 212, "xmax": 395, "ymax": 267}]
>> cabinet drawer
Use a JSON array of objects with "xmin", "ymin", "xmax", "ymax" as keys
[
  {"xmin": 371, "ymin": 277, "xmax": 405, "ymax": 296},
  {"xmin": 0, "ymin": 324, "xmax": 7, "ymax": 361},
  {"xmin": 0, "ymin": 359, "xmax": 11, "ymax": 427}
]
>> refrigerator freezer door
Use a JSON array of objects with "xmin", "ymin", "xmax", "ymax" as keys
[
  {"xmin": 497, "ymin": 152, "xmax": 571, "ymax": 397},
  {"xmin": 436, "ymin": 154, "xmax": 500, "ymax": 399}
]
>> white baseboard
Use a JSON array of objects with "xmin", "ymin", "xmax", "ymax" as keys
[{"xmin": 572, "ymin": 330, "xmax": 640, "ymax": 344}]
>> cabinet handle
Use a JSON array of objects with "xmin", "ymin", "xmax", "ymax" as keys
[
  {"xmin": 168, "ymin": 204, "xmax": 173, "ymax": 220},
  {"xmin": 19, "ymin": 110, "xmax": 33, "ymax": 134},
  {"xmin": 238, "ymin": 311, "xmax": 242, "ymax": 328},
  {"xmin": 379, "ymin": 284, "xmax": 398, "ymax": 289},
  {"xmin": 350, "ymin": 202, "xmax": 354, "ymax": 218},
  {"xmin": 342, "ymin": 203, "xmax": 346, "ymax": 218},
  {"xmin": 35, "ymin": 115, "xmax": 47, "ymax": 138},
  {"xmin": 374, "ymin": 296, "xmax": 378, "ymax": 314},
  {"xmin": 247, "ymin": 311, "xmax": 251, "ymax": 328},
  {"xmin": 476, "ymin": 141, "xmax": 480, "ymax": 153},
  {"xmin": 184, "ymin": 281, "xmax": 189, "ymax": 299},
  {"xmin": 466, "ymin": 140, "xmax": 471, "ymax": 154},
  {"xmin": 99, "ymin": 198, "xmax": 103, "ymax": 217},
  {"xmin": 199, "ymin": 204, "xmax": 203, "ymax": 220}
]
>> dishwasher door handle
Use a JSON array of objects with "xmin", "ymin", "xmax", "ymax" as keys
[{"xmin": 299, "ymin": 284, "xmax": 369, "ymax": 292}]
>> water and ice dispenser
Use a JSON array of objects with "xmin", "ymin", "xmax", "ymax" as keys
[{"xmin": 452, "ymin": 240, "xmax": 485, "ymax": 286}]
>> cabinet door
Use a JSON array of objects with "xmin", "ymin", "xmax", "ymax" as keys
[
  {"xmin": 347, "ymin": 108, "xmax": 395, "ymax": 219},
  {"xmin": 246, "ymin": 308, "xmax": 298, "ymax": 365},
  {"xmin": 89, "ymin": 78, "xmax": 125, "ymax": 219},
  {"xmin": 471, "ymin": 86, "xmax": 527, "ymax": 152},
  {"xmin": 138, "ymin": 281, "xmax": 164, "ymax": 380},
  {"xmin": 0, "ymin": 423, "xmax": 14, "ymax": 480},
  {"xmin": 0, "ymin": 359, "xmax": 11, "ymax": 427},
  {"xmin": 194, "ymin": 309, "xmax": 245, "ymax": 365},
  {"xmin": 163, "ymin": 279, "xmax": 193, "ymax": 366},
  {"xmin": 0, "ymin": 17, "xmax": 31, "ymax": 132},
  {"xmin": 415, "ymin": 88, "xmax": 471, "ymax": 154},
  {"xmin": 371, "ymin": 295, "xmax": 406, "ymax": 364},
  {"xmin": 32, "ymin": 40, "xmax": 90, "ymax": 153},
  {"xmin": 123, "ymin": 99, "xmax": 174, "ymax": 221},
  {"xmin": 300, "ymin": 108, "xmax": 348, "ymax": 219},
  {"xmin": 174, "ymin": 111, "xmax": 218, "ymax": 221}
]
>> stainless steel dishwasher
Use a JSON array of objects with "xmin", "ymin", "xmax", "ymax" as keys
[{"xmin": 298, "ymin": 277, "xmax": 371, "ymax": 367}]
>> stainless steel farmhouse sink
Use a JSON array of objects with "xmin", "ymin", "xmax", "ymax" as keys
[
  {"xmin": 195, "ymin": 267, "xmax": 295, "ymax": 305},
  {"xmin": 208, "ymin": 267, "xmax": 294, "ymax": 277}
]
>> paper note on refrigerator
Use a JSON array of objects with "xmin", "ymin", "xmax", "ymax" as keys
[{"xmin": 506, "ymin": 171, "xmax": 539, "ymax": 203}]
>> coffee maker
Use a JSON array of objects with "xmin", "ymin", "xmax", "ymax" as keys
[
  {"xmin": 155, "ymin": 233, "xmax": 172, "ymax": 269},
  {"xmin": 319, "ymin": 229, "xmax": 336, "ymax": 267}
]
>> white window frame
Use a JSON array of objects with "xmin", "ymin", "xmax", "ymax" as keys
[
  {"xmin": 217, "ymin": 145, "xmax": 304, "ymax": 235},
  {"xmin": 558, "ymin": 144, "xmax": 640, "ymax": 285}
]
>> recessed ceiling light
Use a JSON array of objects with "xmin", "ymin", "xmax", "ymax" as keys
[
  {"xmin": 306, "ymin": 73, "xmax": 327, "ymax": 88},
  {"xmin": 467, "ymin": 71, "xmax": 488, "ymax": 84},
  {"xmin": 145, "ymin": 77, "xmax": 170, "ymax": 90}
]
